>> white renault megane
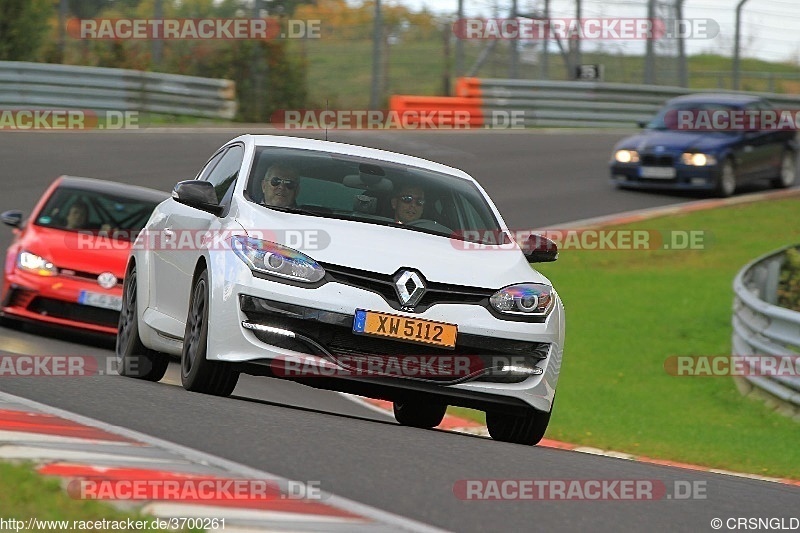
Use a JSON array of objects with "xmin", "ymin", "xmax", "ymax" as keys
[{"xmin": 117, "ymin": 134, "xmax": 565, "ymax": 445}]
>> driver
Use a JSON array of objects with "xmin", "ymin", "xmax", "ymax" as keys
[
  {"xmin": 65, "ymin": 200, "xmax": 89, "ymax": 229},
  {"xmin": 391, "ymin": 186, "xmax": 426, "ymax": 224},
  {"xmin": 261, "ymin": 163, "xmax": 299, "ymax": 208}
]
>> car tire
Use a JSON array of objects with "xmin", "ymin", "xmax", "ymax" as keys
[
  {"xmin": 116, "ymin": 263, "xmax": 169, "ymax": 381},
  {"xmin": 486, "ymin": 406, "xmax": 552, "ymax": 445},
  {"xmin": 715, "ymin": 158, "xmax": 737, "ymax": 198},
  {"xmin": 393, "ymin": 400, "xmax": 447, "ymax": 429},
  {"xmin": 771, "ymin": 150, "xmax": 797, "ymax": 189},
  {"xmin": 181, "ymin": 268, "xmax": 239, "ymax": 396}
]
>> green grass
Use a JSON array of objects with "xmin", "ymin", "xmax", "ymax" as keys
[
  {"xmin": 449, "ymin": 197, "xmax": 800, "ymax": 480},
  {"xmin": 0, "ymin": 462, "xmax": 201, "ymax": 531}
]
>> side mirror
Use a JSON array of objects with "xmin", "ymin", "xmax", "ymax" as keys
[
  {"xmin": 172, "ymin": 180, "xmax": 223, "ymax": 216},
  {"xmin": 1, "ymin": 210, "xmax": 23, "ymax": 228},
  {"xmin": 523, "ymin": 234, "xmax": 558, "ymax": 263}
]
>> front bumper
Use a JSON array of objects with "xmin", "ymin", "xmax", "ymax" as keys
[
  {"xmin": 610, "ymin": 163, "xmax": 721, "ymax": 191},
  {"xmin": 204, "ymin": 257, "xmax": 565, "ymax": 413},
  {"xmin": 1, "ymin": 269, "xmax": 121, "ymax": 334}
]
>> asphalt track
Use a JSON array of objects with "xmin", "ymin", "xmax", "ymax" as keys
[{"xmin": 0, "ymin": 130, "xmax": 797, "ymax": 532}]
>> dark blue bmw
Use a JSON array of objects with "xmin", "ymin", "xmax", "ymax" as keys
[{"xmin": 609, "ymin": 94, "xmax": 797, "ymax": 196}]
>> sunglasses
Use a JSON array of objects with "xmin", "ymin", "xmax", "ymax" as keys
[
  {"xmin": 399, "ymin": 195, "xmax": 425, "ymax": 206},
  {"xmin": 269, "ymin": 177, "xmax": 297, "ymax": 189}
]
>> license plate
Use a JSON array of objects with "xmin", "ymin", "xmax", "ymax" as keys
[
  {"xmin": 352, "ymin": 309, "xmax": 457, "ymax": 349},
  {"xmin": 640, "ymin": 166, "xmax": 676, "ymax": 179},
  {"xmin": 78, "ymin": 291, "xmax": 122, "ymax": 311}
]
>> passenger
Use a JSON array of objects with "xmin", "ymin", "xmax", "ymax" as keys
[{"xmin": 391, "ymin": 186, "xmax": 425, "ymax": 224}]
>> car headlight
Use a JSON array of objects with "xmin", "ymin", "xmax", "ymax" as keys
[
  {"xmin": 681, "ymin": 153, "xmax": 717, "ymax": 166},
  {"xmin": 231, "ymin": 236, "xmax": 325, "ymax": 283},
  {"xmin": 17, "ymin": 251, "xmax": 58, "ymax": 276},
  {"xmin": 614, "ymin": 149, "xmax": 640, "ymax": 163},
  {"xmin": 490, "ymin": 283, "xmax": 554, "ymax": 316}
]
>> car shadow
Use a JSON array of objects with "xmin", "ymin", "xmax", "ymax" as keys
[
  {"xmin": 616, "ymin": 179, "xmax": 789, "ymax": 200},
  {"xmin": 3, "ymin": 321, "xmax": 116, "ymax": 350}
]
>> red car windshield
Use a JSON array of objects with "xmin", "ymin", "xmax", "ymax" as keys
[{"xmin": 34, "ymin": 187, "xmax": 160, "ymax": 237}]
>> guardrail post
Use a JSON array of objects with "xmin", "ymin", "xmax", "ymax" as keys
[
  {"xmin": 644, "ymin": 0, "xmax": 656, "ymax": 84},
  {"xmin": 733, "ymin": 0, "xmax": 752, "ymax": 91},
  {"xmin": 764, "ymin": 258, "xmax": 781, "ymax": 305}
]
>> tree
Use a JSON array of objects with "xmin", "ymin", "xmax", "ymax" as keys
[{"xmin": 0, "ymin": 0, "xmax": 51, "ymax": 61}]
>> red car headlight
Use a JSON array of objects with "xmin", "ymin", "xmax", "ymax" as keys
[{"xmin": 17, "ymin": 251, "xmax": 58, "ymax": 276}]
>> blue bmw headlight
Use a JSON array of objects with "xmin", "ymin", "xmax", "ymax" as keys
[
  {"xmin": 681, "ymin": 153, "xmax": 717, "ymax": 166},
  {"xmin": 490, "ymin": 283, "xmax": 554, "ymax": 316},
  {"xmin": 614, "ymin": 150, "xmax": 640, "ymax": 163},
  {"xmin": 231, "ymin": 236, "xmax": 325, "ymax": 283}
]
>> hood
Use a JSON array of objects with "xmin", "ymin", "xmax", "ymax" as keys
[
  {"xmin": 22, "ymin": 226, "xmax": 130, "ymax": 278},
  {"xmin": 615, "ymin": 129, "xmax": 736, "ymax": 153},
  {"xmin": 233, "ymin": 206, "xmax": 548, "ymax": 289}
]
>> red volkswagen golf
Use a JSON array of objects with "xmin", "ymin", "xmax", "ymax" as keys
[{"xmin": 1, "ymin": 176, "xmax": 168, "ymax": 334}]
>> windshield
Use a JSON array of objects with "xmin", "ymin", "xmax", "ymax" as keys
[
  {"xmin": 34, "ymin": 186, "xmax": 161, "ymax": 238},
  {"xmin": 245, "ymin": 147, "xmax": 504, "ymax": 242},
  {"xmin": 646, "ymin": 102, "xmax": 739, "ymax": 131}
]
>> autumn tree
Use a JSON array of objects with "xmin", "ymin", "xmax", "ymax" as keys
[{"xmin": 0, "ymin": 0, "xmax": 51, "ymax": 61}]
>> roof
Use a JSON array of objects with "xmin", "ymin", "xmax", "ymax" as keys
[
  {"xmin": 666, "ymin": 93, "xmax": 763, "ymax": 106},
  {"xmin": 240, "ymin": 134, "xmax": 475, "ymax": 183},
  {"xmin": 56, "ymin": 176, "xmax": 170, "ymax": 203}
]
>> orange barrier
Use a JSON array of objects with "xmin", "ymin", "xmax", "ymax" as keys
[
  {"xmin": 454, "ymin": 77, "xmax": 482, "ymax": 98},
  {"xmin": 388, "ymin": 93, "xmax": 484, "ymax": 128}
]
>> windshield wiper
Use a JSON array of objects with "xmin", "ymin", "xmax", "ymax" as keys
[{"xmin": 262, "ymin": 205, "xmax": 311, "ymax": 214}]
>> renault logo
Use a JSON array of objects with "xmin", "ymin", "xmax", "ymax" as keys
[{"xmin": 394, "ymin": 270, "xmax": 426, "ymax": 308}]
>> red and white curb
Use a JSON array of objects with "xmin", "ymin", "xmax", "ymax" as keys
[
  {"xmin": 0, "ymin": 391, "xmax": 446, "ymax": 533},
  {"xmin": 347, "ymin": 187, "xmax": 800, "ymax": 488}
]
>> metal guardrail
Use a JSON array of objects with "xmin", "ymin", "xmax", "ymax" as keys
[
  {"xmin": 732, "ymin": 245, "xmax": 800, "ymax": 410},
  {"xmin": 0, "ymin": 61, "xmax": 236, "ymax": 119},
  {"xmin": 467, "ymin": 79, "xmax": 800, "ymax": 128}
]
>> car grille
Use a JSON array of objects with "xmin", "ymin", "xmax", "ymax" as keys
[
  {"xmin": 58, "ymin": 269, "xmax": 123, "ymax": 287},
  {"xmin": 27, "ymin": 297, "xmax": 119, "ymax": 327},
  {"xmin": 321, "ymin": 263, "xmax": 494, "ymax": 313},
  {"xmin": 641, "ymin": 154, "xmax": 674, "ymax": 167},
  {"xmin": 240, "ymin": 295, "xmax": 549, "ymax": 384}
]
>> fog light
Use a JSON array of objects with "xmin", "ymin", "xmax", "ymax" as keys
[{"xmin": 500, "ymin": 364, "xmax": 543, "ymax": 376}]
